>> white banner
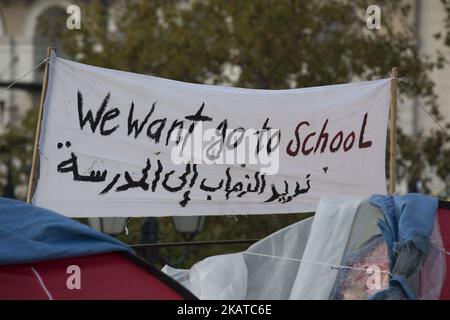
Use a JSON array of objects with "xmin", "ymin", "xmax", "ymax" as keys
[{"xmin": 33, "ymin": 53, "xmax": 391, "ymax": 217}]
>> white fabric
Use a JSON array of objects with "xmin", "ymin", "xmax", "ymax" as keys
[
  {"xmin": 420, "ymin": 215, "xmax": 447, "ymax": 300},
  {"xmin": 163, "ymin": 197, "xmax": 446, "ymax": 300},
  {"xmin": 164, "ymin": 253, "xmax": 248, "ymax": 300},
  {"xmin": 288, "ymin": 197, "xmax": 362, "ymax": 299},
  {"xmin": 162, "ymin": 217, "xmax": 314, "ymax": 299},
  {"xmin": 244, "ymin": 216, "xmax": 314, "ymax": 299},
  {"xmin": 163, "ymin": 197, "xmax": 362, "ymax": 299},
  {"xmin": 33, "ymin": 52, "xmax": 390, "ymax": 217}
]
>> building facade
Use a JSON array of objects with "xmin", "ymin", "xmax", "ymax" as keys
[{"xmin": 0, "ymin": 0, "xmax": 69, "ymax": 132}]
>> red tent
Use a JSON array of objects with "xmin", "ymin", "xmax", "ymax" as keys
[
  {"xmin": 0, "ymin": 251, "xmax": 195, "ymax": 300},
  {"xmin": 437, "ymin": 201, "xmax": 450, "ymax": 300},
  {"xmin": 0, "ymin": 197, "xmax": 196, "ymax": 300}
]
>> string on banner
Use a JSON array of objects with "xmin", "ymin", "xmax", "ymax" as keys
[
  {"xmin": 243, "ymin": 246, "xmax": 450, "ymax": 275},
  {"xmin": 243, "ymin": 251, "xmax": 393, "ymax": 275},
  {"xmin": 397, "ymin": 79, "xmax": 449, "ymax": 138},
  {"xmin": 0, "ymin": 58, "xmax": 49, "ymax": 98}
]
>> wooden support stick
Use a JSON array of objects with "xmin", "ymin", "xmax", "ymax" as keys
[
  {"xmin": 389, "ymin": 67, "xmax": 398, "ymax": 195},
  {"xmin": 26, "ymin": 47, "xmax": 53, "ymax": 203}
]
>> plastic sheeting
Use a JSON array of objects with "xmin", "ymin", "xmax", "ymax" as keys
[
  {"xmin": 332, "ymin": 212, "xmax": 446, "ymax": 300},
  {"xmin": 163, "ymin": 217, "xmax": 314, "ymax": 299},
  {"xmin": 163, "ymin": 197, "xmax": 361, "ymax": 299},
  {"xmin": 420, "ymin": 215, "xmax": 446, "ymax": 300},
  {"xmin": 289, "ymin": 197, "xmax": 362, "ymax": 299},
  {"xmin": 331, "ymin": 235, "xmax": 390, "ymax": 299},
  {"xmin": 162, "ymin": 197, "xmax": 446, "ymax": 300}
]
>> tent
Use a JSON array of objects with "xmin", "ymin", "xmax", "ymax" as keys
[
  {"xmin": 438, "ymin": 200, "xmax": 450, "ymax": 300},
  {"xmin": 164, "ymin": 195, "xmax": 450, "ymax": 300},
  {"xmin": 0, "ymin": 197, "xmax": 196, "ymax": 300},
  {"xmin": 1, "ymin": 195, "xmax": 449, "ymax": 300}
]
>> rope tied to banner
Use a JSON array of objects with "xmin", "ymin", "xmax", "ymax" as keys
[
  {"xmin": 397, "ymin": 78, "xmax": 449, "ymax": 139},
  {"xmin": 0, "ymin": 58, "xmax": 49, "ymax": 98},
  {"xmin": 0, "ymin": 59, "xmax": 448, "ymax": 139}
]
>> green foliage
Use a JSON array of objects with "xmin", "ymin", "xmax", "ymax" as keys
[
  {"xmin": 443, "ymin": 0, "xmax": 450, "ymax": 47},
  {"xmin": 117, "ymin": 212, "xmax": 312, "ymax": 268},
  {"xmin": 423, "ymin": 129, "xmax": 450, "ymax": 195},
  {"xmin": 0, "ymin": 108, "xmax": 37, "ymax": 199},
  {"xmin": 64, "ymin": 0, "xmax": 436, "ymax": 89}
]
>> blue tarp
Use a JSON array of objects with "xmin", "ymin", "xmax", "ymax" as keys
[
  {"xmin": 370, "ymin": 193, "xmax": 438, "ymax": 259},
  {"xmin": 369, "ymin": 193, "xmax": 439, "ymax": 300},
  {"xmin": 0, "ymin": 197, "xmax": 131, "ymax": 266}
]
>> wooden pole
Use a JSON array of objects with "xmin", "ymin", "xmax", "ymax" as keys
[
  {"xmin": 26, "ymin": 47, "xmax": 53, "ymax": 203},
  {"xmin": 389, "ymin": 67, "xmax": 398, "ymax": 195}
]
